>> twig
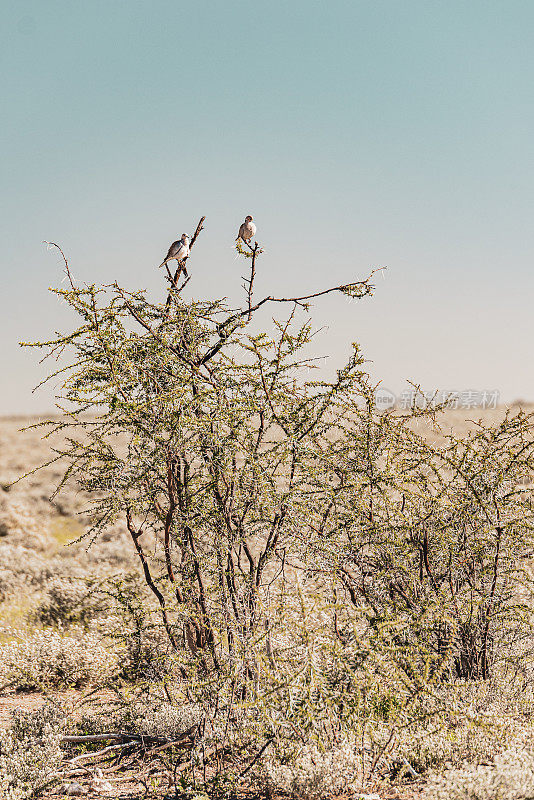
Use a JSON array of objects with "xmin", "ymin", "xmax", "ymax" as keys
[
  {"xmin": 244, "ymin": 270, "xmax": 381, "ymax": 316},
  {"xmin": 60, "ymin": 732, "xmax": 190, "ymax": 745},
  {"xmin": 61, "ymin": 734, "xmax": 126, "ymax": 744},
  {"xmin": 44, "ymin": 241, "xmax": 75, "ymax": 289},
  {"xmin": 242, "ymin": 242, "xmax": 259, "ymax": 320},
  {"xmin": 66, "ymin": 741, "xmax": 135, "ymax": 763},
  {"xmin": 239, "ymin": 736, "xmax": 275, "ymax": 778},
  {"xmin": 164, "ymin": 216, "xmax": 205, "ymax": 315}
]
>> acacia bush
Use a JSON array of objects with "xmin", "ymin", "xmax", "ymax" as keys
[
  {"xmin": 100, "ymin": 573, "xmax": 181, "ymax": 681},
  {"xmin": 24, "ymin": 218, "xmax": 534, "ymax": 795},
  {"xmin": 306, "ymin": 401, "xmax": 534, "ymax": 680}
]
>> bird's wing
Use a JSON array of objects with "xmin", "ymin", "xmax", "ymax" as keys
[
  {"xmin": 165, "ymin": 240, "xmax": 180, "ymax": 260},
  {"xmin": 237, "ymin": 223, "xmax": 246, "ymax": 239},
  {"xmin": 175, "ymin": 241, "xmax": 187, "ymax": 259}
]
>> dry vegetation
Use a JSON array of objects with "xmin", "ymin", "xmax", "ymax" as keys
[
  {"xmin": 2, "ymin": 407, "xmax": 534, "ymax": 800},
  {"xmin": 3, "ymin": 225, "xmax": 534, "ymax": 800}
]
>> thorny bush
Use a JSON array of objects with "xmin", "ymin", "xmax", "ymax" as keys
[{"xmin": 21, "ymin": 218, "xmax": 534, "ymax": 795}]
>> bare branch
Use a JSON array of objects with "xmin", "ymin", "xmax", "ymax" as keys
[
  {"xmin": 44, "ymin": 241, "xmax": 75, "ymax": 289},
  {"xmin": 164, "ymin": 215, "xmax": 206, "ymax": 315}
]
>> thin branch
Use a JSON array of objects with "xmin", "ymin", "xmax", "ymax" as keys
[
  {"xmin": 242, "ymin": 242, "xmax": 259, "ymax": 321},
  {"xmin": 44, "ymin": 241, "xmax": 75, "ymax": 289},
  {"xmin": 244, "ymin": 269, "xmax": 382, "ymax": 317},
  {"xmin": 164, "ymin": 215, "xmax": 206, "ymax": 315},
  {"xmin": 125, "ymin": 508, "xmax": 179, "ymax": 652},
  {"xmin": 239, "ymin": 736, "xmax": 275, "ymax": 777}
]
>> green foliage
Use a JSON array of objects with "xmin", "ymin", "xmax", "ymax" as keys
[{"xmin": 25, "ymin": 224, "xmax": 534, "ymax": 795}]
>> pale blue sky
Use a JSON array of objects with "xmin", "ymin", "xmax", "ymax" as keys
[{"xmin": 2, "ymin": 0, "xmax": 533, "ymax": 413}]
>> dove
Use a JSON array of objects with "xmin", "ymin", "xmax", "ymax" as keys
[
  {"xmin": 237, "ymin": 215, "xmax": 256, "ymax": 243},
  {"xmin": 160, "ymin": 233, "xmax": 190, "ymax": 268}
]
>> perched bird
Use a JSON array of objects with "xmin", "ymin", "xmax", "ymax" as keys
[
  {"xmin": 160, "ymin": 233, "xmax": 190, "ymax": 267},
  {"xmin": 237, "ymin": 215, "xmax": 256, "ymax": 243}
]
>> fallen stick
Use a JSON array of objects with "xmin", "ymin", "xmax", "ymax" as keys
[
  {"xmin": 67, "ymin": 741, "xmax": 135, "ymax": 764},
  {"xmin": 62, "ymin": 733, "xmax": 126, "ymax": 744},
  {"xmin": 61, "ymin": 724, "xmax": 198, "ymax": 747}
]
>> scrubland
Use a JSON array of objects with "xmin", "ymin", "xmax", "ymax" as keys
[
  {"xmin": 2, "ymin": 407, "xmax": 534, "ymax": 800},
  {"xmin": 3, "ymin": 230, "xmax": 534, "ymax": 800}
]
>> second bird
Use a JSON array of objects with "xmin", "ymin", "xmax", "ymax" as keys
[{"xmin": 237, "ymin": 215, "xmax": 256, "ymax": 243}]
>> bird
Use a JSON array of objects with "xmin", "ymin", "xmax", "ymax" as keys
[
  {"xmin": 160, "ymin": 233, "xmax": 190, "ymax": 268},
  {"xmin": 237, "ymin": 215, "xmax": 256, "ymax": 243}
]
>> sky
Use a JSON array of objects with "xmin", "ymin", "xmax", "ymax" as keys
[{"xmin": 1, "ymin": 0, "xmax": 534, "ymax": 414}]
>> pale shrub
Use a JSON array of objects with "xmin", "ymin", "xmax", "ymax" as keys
[
  {"xmin": 84, "ymin": 525, "xmax": 133, "ymax": 567},
  {"xmin": 104, "ymin": 700, "xmax": 202, "ymax": 740},
  {"xmin": 119, "ymin": 625, "xmax": 176, "ymax": 681},
  {"xmin": 0, "ymin": 494, "xmax": 46, "ymax": 547},
  {"xmin": 34, "ymin": 576, "xmax": 105, "ymax": 627},
  {"xmin": 0, "ymin": 541, "xmax": 91, "ymax": 601},
  {"xmin": 0, "ymin": 704, "xmax": 63, "ymax": 799},
  {"xmin": 390, "ymin": 700, "xmax": 519, "ymax": 774},
  {"xmin": 0, "ymin": 543, "xmax": 49, "ymax": 599},
  {"xmin": 255, "ymin": 739, "xmax": 364, "ymax": 800},
  {"xmin": 134, "ymin": 702, "xmax": 202, "ymax": 738},
  {"xmin": 393, "ymin": 723, "xmax": 503, "ymax": 778},
  {"xmin": 0, "ymin": 628, "xmax": 118, "ymax": 689},
  {"xmin": 383, "ymin": 676, "xmax": 534, "ymax": 778},
  {"xmin": 425, "ymin": 747, "xmax": 534, "ymax": 800}
]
